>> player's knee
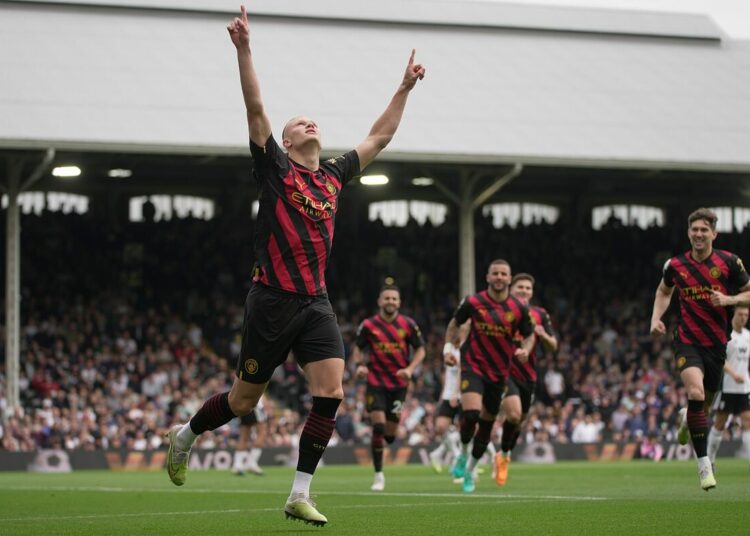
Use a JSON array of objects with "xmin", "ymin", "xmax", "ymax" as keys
[
  {"xmin": 372, "ymin": 422, "xmax": 386, "ymax": 437},
  {"xmin": 506, "ymin": 409, "xmax": 522, "ymax": 424},
  {"xmin": 686, "ymin": 385, "xmax": 705, "ymax": 401},
  {"xmin": 228, "ymin": 392, "xmax": 259, "ymax": 416},
  {"xmin": 462, "ymin": 409, "xmax": 480, "ymax": 426}
]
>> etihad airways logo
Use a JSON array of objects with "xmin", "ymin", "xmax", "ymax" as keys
[
  {"xmin": 680, "ymin": 284, "xmax": 722, "ymax": 301},
  {"xmin": 291, "ymin": 191, "xmax": 336, "ymax": 219},
  {"xmin": 374, "ymin": 341, "xmax": 405, "ymax": 353},
  {"xmin": 474, "ymin": 321, "xmax": 511, "ymax": 337}
]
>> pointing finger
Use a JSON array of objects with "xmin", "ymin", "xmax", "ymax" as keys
[
  {"xmin": 241, "ymin": 5, "xmax": 247, "ymax": 20},
  {"xmin": 409, "ymin": 48, "xmax": 415, "ymax": 65}
]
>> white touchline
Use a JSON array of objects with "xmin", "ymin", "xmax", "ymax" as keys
[
  {"xmin": 0, "ymin": 499, "xmax": 593, "ymax": 523},
  {"xmin": 1, "ymin": 485, "xmax": 608, "ymax": 501}
]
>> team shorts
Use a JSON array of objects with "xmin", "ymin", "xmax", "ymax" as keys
[
  {"xmin": 236, "ymin": 284, "xmax": 344, "ymax": 384},
  {"xmin": 239, "ymin": 404, "xmax": 268, "ymax": 426},
  {"xmin": 717, "ymin": 392, "xmax": 750, "ymax": 415},
  {"xmin": 366, "ymin": 385, "xmax": 407, "ymax": 423},
  {"xmin": 672, "ymin": 341, "xmax": 726, "ymax": 393},
  {"xmin": 460, "ymin": 367, "xmax": 507, "ymax": 416},
  {"xmin": 437, "ymin": 399, "xmax": 461, "ymax": 420},
  {"xmin": 506, "ymin": 376, "xmax": 536, "ymax": 414}
]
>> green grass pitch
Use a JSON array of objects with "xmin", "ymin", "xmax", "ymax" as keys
[{"xmin": 1, "ymin": 460, "xmax": 749, "ymax": 534}]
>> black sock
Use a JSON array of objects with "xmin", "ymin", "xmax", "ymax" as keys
[
  {"xmin": 471, "ymin": 419, "xmax": 494, "ymax": 460},
  {"xmin": 501, "ymin": 421, "xmax": 520, "ymax": 453},
  {"xmin": 371, "ymin": 423, "xmax": 385, "ymax": 472},
  {"xmin": 297, "ymin": 397, "xmax": 341, "ymax": 474},
  {"xmin": 687, "ymin": 399, "xmax": 708, "ymax": 457},
  {"xmin": 189, "ymin": 392, "xmax": 236, "ymax": 434},
  {"xmin": 460, "ymin": 410, "xmax": 480, "ymax": 446}
]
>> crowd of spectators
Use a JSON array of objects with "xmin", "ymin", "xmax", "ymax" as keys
[{"xmin": 1, "ymin": 207, "xmax": 749, "ymax": 455}]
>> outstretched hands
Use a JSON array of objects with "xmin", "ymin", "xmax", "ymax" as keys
[
  {"xmin": 401, "ymin": 49, "xmax": 426, "ymax": 91},
  {"xmin": 227, "ymin": 5, "xmax": 250, "ymax": 48}
]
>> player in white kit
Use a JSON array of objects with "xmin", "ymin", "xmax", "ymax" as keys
[
  {"xmin": 429, "ymin": 323, "xmax": 496, "ymax": 475},
  {"xmin": 707, "ymin": 305, "xmax": 750, "ymax": 468}
]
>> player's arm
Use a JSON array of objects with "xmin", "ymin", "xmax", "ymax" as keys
[
  {"xmin": 723, "ymin": 361, "xmax": 745, "ymax": 383},
  {"xmin": 535, "ymin": 312, "xmax": 558, "ymax": 352},
  {"xmin": 710, "ymin": 281, "xmax": 750, "ymax": 307},
  {"xmin": 514, "ymin": 307, "xmax": 535, "ymax": 364},
  {"xmin": 350, "ymin": 345, "xmax": 369, "ymax": 379},
  {"xmin": 398, "ymin": 345, "xmax": 426, "ymax": 380},
  {"xmin": 443, "ymin": 318, "xmax": 461, "ymax": 366},
  {"xmin": 227, "ymin": 5, "xmax": 272, "ymax": 147},
  {"xmin": 355, "ymin": 49, "xmax": 425, "ymax": 170},
  {"xmin": 650, "ymin": 278, "xmax": 674, "ymax": 336}
]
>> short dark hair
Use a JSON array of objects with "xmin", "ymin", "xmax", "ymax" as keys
[
  {"xmin": 511, "ymin": 273, "xmax": 535, "ymax": 286},
  {"xmin": 488, "ymin": 259, "xmax": 510, "ymax": 271},
  {"xmin": 379, "ymin": 283, "xmax": 400, "ymax": 295},
  {"xmin": 688, "ymin": 208, "xmax": 718, "ymax": 230},
  {"xmin": 735, "ymin": 304, "xmax": 750, "ymax": 311}
]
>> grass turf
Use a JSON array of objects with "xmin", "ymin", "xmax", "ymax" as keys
[{"xmin": 1, "ymin": 459, "xmax": 749, "ymax": 534}]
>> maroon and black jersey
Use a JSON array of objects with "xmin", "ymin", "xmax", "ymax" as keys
[
  {"xmin": 356, "ymin": 314, "xmax": 424, "ymax": 390},
  {"xmin": 663, "ymin": 249, "xmax": 749, "ymax": 347},
  {"xmin": 511, "ymin": 305, "xmax": 553, "ymax": 383},
  {"xmin": 249, "ymin": 135, "xmax": 359, "ymax": 296},
  {"xmin": 454, "ymin": 290, "xmax": 534, "ymax": 383}
]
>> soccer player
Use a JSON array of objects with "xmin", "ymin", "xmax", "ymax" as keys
[
  {"xmin": 495, "ymin": 273, "xmax": 557, "ymax": 486},
  {"xmin": 351, "ymin": 284, "xmax": 426, "ymax": 491},
  {"xmin": 429, "ymin": 322, "xmax": 468, "ymax": 474},
  {"xmin": 707, "ymin": 305, "xmax": 750, "ymax": 468},
  {"xmin": 232, "ymin": 396, "xmax": 268, "ymax": 476},
  {"xmin": 164, "ymin": 5, "xmax": 425, "ymax": 526},
  {"xmin": 444, "ymin": 259, "xmax": 535, "ymax": 493},
  {"xmin": 650, "ymin": 207, "xmax": 750, "ymax": 491}
]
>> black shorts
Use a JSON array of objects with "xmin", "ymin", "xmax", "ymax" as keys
[
  {"xmin": 717, "ymin": 392, "xmax": 750, "ymax": 415},
  {"xmin": 506, "ymin": 376, "xmax": 536, "ymax": 414},
  {"xmin": 239, "ymin": 405, "xmax": 267, "ymax": 426},
  {"xmin": 672, "ymin": 341, "xmax": 726, "ymax": 393},
  {"xmin": 236, "ymin": 284, "xmax": 344, "ymax": 384},
  {"xmin": 460, "ymin": 367, "xmax": 507, "ymax": 416},
  {"xmin": 366, "ymin": 385, "xmax": 407, "ymax": 423},
  {"xmin": 437, "ymin": 399, "xmax": 461, "ymax": 420}
]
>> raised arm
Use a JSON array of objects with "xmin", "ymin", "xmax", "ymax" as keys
[
  {"xmin": 355, "ymin": 49, "xmax": 425, "ymax": 170},
  {"xmin": 227, "ymin": 5, "xmax": 272, "ymax": 146}
]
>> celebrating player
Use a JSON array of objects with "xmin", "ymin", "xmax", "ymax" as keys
[
  {"xmin": 444, "ymin": 259, "xmax": 534, "ymax": 493},
  {"xmin": 351, "ymin": 284, "xmax": 426, "ymax": 491},
  {"xmin": 650, "ymin": 208, "xmax": 750, "ymax": 491},
  {"xmin": 164, "ymin": 5, "xmax": 425, "ymax": 526},
  {"xmin": 495, "ymin": 273, "xmax": 557, "ymax": 485}
]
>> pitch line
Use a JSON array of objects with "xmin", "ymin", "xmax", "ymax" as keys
[
  {"xmin": 1, "ymin": 485, "xmax": 607, "ymax": 501},
  {"xmin": 0, "ymin": 499, "xmax": 576, "ymax": 523}
]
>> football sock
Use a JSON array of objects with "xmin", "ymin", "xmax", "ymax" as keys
[
  {"xmin": 297, "ymin": 396, "xmax": 340, "ymax": 474},
  {"xmin": 687, "ymin": 399, "xmax": 708, "ymax": 457},
  {"xmin": 501, "ymin": 421, "xmax": 520, "ymax": 453},
  {"xmin": 372, "ymin": 423, "xmax": 385, "ymax": 472},
  {"xmin": 189, "ymin": 392, "xmax": 236, "ymax": 436}
]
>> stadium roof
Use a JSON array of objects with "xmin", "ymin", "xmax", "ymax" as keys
[{"xmin": 1, "ymin": 0, "xmax": 749, "ymax": 174}]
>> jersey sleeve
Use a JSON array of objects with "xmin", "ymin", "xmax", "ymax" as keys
[
  {"xmin": 728, "ymin": 254, "xmax": 750, "ymax": 289},
  {"xmin": 407, "ymin": 318, "xmax": 425, "ymax": 348},
  {"xmin": 355, "ymin": 321, "xmax": 369, "ymax": 349},
  {"xmin": 453, "ymin": 297, "xmax": 472, "ymax": 325},
  {"xmin": 662, "ymin": 258, "xmax": 675, "ymax": 287},
  {"xmin": 249, "ymin": 134, "xmax": 288, "ymax": 184},
  {"xmin": 539, "ymin": 308, "xmax": 554, "ymax": 335},
  {"xmin": 517, "ymin": 304, "xmax": 534, "ymax": 338},
  {"xmin": 322, "ymin": 151, "xmax": 361, "ymax": 186}
]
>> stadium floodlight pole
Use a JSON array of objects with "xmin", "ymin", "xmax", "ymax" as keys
[
  {"xmin": 434, "ymin": 163, "xmax": 522, "ymax": 298},
  {"xmin": 3, "ymin": 148, "xmax": 55, "ymax": 421}
]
